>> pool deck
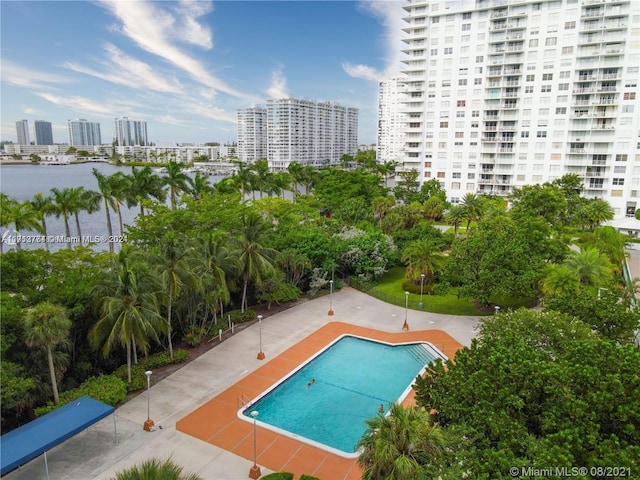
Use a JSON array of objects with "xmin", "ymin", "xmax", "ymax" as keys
[
  {"xmin": 3, "ymin": 287, "xmax": 477, "ymax": 480},
  {"xmin": 176, "ymin": 322, "xmax": 462, "ymax": 480}
]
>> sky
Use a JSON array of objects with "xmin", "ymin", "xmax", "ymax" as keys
[{"xmin": 1, "ymin": 0, "xmax": 406, "ymax": 146}]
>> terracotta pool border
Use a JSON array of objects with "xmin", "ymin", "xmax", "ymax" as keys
[{"xmin": 176, "ymin": 322, "xmax": 463, "ymax": 480}]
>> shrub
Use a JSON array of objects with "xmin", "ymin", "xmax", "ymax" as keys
[
  {"xmin": 114, "ymin": 350, "xmax": 190, "ymax": 392},
  {"xmin": 226, "ymin": 309, "xmax": 256, "ymax": 324},
  {"xmin": 35, "ymin": 374, "xmax": 127, "ymax": 416},
  {"xmin": 261, "ymin": 473, "xmax": 294, "ymax": 480},
  {"xmin": 300, "ymin": 475, "xmax": 322, "ymax": 480}
]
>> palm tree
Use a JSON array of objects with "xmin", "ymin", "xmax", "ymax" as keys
[
  {"xmin": 460, "ymin": 193, "xmax": 483, "ymax": 231},
  {"xmin": 71, "ymin": 187, "xmax": 101, "ymax": 240},
  {"xmin": 109, "ymin": 458, "xmax": 202, "ymax": 480},
  {"xmin": 357, "ymin": 403, "xmax": 445, "ymax": 480},
  {"xmin": 580, "ymin": 226, "xmax": 628, "ymax": 273},
  {"xmin": 51, "ymin": 187, "xmax": 77, "ymax": 249},
  {"xmin": 564, "ymin": 247, "xmax": 614, "ymax": 286},
  {"xmin": 30, "ymin": 192, "xmax": 55, "ymax": 252},
  {"xmin": 402, "ymin": 238, "xmax": 447, "ymax": 285},
  {"xmin": 287, "ymin": 161, "xmax": 304, "ymax": 198},
  {"xmin": 197, "ymin": 233, "xmax": 238, "ymax": 321},
  {"xmin": 90, "ymin": 247, "xmax": 164, "ymax": 383},
  {"xmin": 231, "ymin": 212, "xmax": 279, "ymax": 312},
  {"xmin": 24, "ymin": 302, "xmax": 71, "ymax": 404},
  {"xmin": 541, "ymin": 263, "xmax": 580, "ymax": 298},
  {"xmin": 6, "ymin": 201, "xmax": 42, "ymax": 250},
  {"xmin": 233, "ymin": 161, "xmax": 256, "ymax": 200},
  {"xmin": 92, "ymin": 169, "xmax": 116, "ymax": 253},
  {"xmin": 251, "ymin": 159, "xmax": 272, "ymax": 199},
  {"xmin": 190, "ymin": 172, "xmax": 214, "ymax": 200},
  {"xmin": 153, "ymin": 232, "xmax": 196, "ymax": 359},
  {"xmin": 377, "ymin": 160, "xmax": 397, "ymax": 188},
  {"xmin": 268, "ymin": 171, "xmax": 292, "ymax": 199},
  {"xmin": 127, "ymin": 166, "xmax": 166, "ymax": 215},
  {"xmin": 108, "ymin": 172, "xmax": 131, "ymax": 236},
  {"xmin": 299, "ymin": 165, "xmax": 319, "ymax": 195},
  {"xmin": 0, "ymin": 194, "xmax": 16, "ymax": 253},
  {"xmin": 578, "ymin": 198, "xmax": 614, "ymax": 230},
  {"xmin": 444, "ymin": 205, "xmax": 466, "ymax": 238},
  {"xmin": 372, "ymin": 196, "xmax": 395, "ymax": 228},
  {"xmin": 164, "ymin": 162, "xmax": 193, "ymax": 209}
]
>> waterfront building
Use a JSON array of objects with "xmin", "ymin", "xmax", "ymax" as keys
[
  {"xmin": 377, "ymin": 77, "xmax": 407, "ymax": 163},
  {"xmin": 238, "ymin": 98, "xmax": 358, "ymax": 170},
  {"xmin": 237, "ymin": 107, "xmax": 268, "ymax": 163},
  {"xmin": 68, "ymin": 119, "xmax": 102, "ymax": 146},
  {"xmin": 15, "ymin": 120, "xmax": 30, "ymax": 145},
  {"xmin": 34, "ymin": 121, "xmax": 54, "ymax": 145},
  {"xmin": 114, "ymin": 117, "xmax": 148, "ymax": 146},
  {"xmin": 397, "ymin": 0, "xmax": 640, "ymax": 218}
]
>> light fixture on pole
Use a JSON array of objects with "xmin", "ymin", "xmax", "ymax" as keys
[
  {"xmin": 143, "ymin": 370, "xmax": 154, "ymax": 431},
  {"xmin": 418, "ymin": 273, "xmax": 425, "ymax": 309},
  {"xmin": 402, "ymin": 291, "xmax": 410, "ymax": 331},
  {"xmin": 248, "ymin": 410, "xmax": 261, "ymax": 479},
  {"xmin": 256, "ymin": 315, "xmax": 265, "ymax": 360},
  {"xmin": 494, "ymin": 305, "xmax": 500, "ymax": 314},
  {"xmin": 328, "ymin": 279, "xmax": 334, "ymax": 316}
]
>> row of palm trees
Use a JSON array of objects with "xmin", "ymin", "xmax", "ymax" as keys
[{"xmin": 0, "ymin": 165, "xmax": 198, "ymax": 253}]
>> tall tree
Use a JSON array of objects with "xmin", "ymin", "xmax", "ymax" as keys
[
  {"xmin": 90, "ymin": 247, "xmax": 164, "ymax": 382},
  {"xmin": 357, "ymin": 403, "xmax": 445, "ymax": 480},
  {"xmin": 189, "ymin": 172, "xmax": 214, "ymax": 200},
  {"xmin": 6, "ymin": 201, "xmax": 42, "ymax": 250},
  {"xmin": 564, "ymin": 247, "xmax": 613, "ymax": 286},
  {"xmin": 402, "ymin": 238, "xmax": 446, "ymax": 286},
  {"xmin": 108, "ymin": 172, "xmax": 131, "ymax": 236},
  {"xmin": 164, "ymin": 162, "xmax": 193, "ymax": 210},
  {"xmin": 0, "ymin": 194, "xmax": 16, "ymax": 254},
  {"xmin": 444, "ymin": 205, "xmax": 465, "ymax": 238},
  {"xmin": 460, "ymin": 193, "xmax": 483, "ymax": 231},
  {"xmin": 24, "ymin": 302, "xmax": 71, "ymax": 404},
  {"xmin": 30, "ymin": 192, "xmax": 55, "ymax": 252},
  {"xmin": 251, "ymin": 159, "xmax": 272, "ymax": 199},
  {"xmin": 127, "ymin": 166, "xmax": 166, "ymax": 215},
  {"xmin": 231, "ymin": 212, "xmax": 279, "ymax": 312},
  {"xmin": 153, "ymin": 232, "xmax": 196, "ymax": 359},
  {"xmin": 51, "ymin": 187, "xmax": 80, "ymax": 249},
  {"xmin": 92, "ymin": 169, "xmax": 116, "ymax": 253}
]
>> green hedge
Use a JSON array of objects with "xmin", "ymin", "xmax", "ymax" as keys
[
  {"xmin": 300, "ymin": 475, "xmax": 322, "ymax": 480},
  {"xmin": 35, "ymin": 374, "xmax": 127, "ymax": 416},
  {"xmin": 261, "ymin": 473, "xmax": 294, "ymax": 480},
  {"xmin": 114, "ymin": 349, "xmax": 190, "ymax": 392}
]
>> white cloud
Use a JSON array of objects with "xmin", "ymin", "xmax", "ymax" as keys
[
  {"xmin": 98, "ymin": 0, "xmax": 253, "ymax": 100},
  {"xmin": 342, "ymin": 62, "xmax": 384, "ymax": 82},
  {"xmin": 65, "ymin": 43, "xmax": 184, "ymax": 94},
  {"xmin": 344, "ymin": 0, "xmax": 406, "ymax": 81},
  {"xmin": 1, "ymin": 60, "xmax": 70, "ymax": 89},
  {"xmin": 267, "ymin": 66, "xmax": 289, "ymax": 99},
  {"xmin": 36, "ymin": 92, "xmax": 119, "ymax": 116}
]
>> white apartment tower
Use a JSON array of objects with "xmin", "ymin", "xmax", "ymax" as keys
[
  {"xmin": 237, "ymin": 107, "xmax": 268, "ymax": 162},
  {"xmin": 114, "ymin": 117, "xmax": 148, "ymax": 146},
  {"xmin": 68, "ymin": 119, "xmax": 102, "ymax": 146},
  {"xmin": 378, "ymin": 78, "xmax": 408, "ymax": 163},
  {"xmin": 238, "ymin": 98, "xmax": 358, "ymax": 170},
  {"xmin": 400, "ymin": 0, "xmax": 640, "ymax": 218},
  {"xmin": 15, "ymin": 120, "xmax": 30, "ymax": 145}
]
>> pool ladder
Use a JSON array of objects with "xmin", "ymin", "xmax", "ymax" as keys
[{"xmin": 237, "ymin": 393, "xmax": 252, "ymax": 409}]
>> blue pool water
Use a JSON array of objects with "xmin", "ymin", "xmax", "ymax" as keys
[{"xmin": 241, "ymin": 335, "xmax": 445, "ymax": 456}]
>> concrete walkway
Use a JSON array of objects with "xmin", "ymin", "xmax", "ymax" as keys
[{"xmin": 3, "ymin": 287, "xmax": 480, "ymax": 480}]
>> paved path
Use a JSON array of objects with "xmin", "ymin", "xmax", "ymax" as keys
[{"xmin": 4, "ymin": 287, "xmax": 480, "ymax": 480}]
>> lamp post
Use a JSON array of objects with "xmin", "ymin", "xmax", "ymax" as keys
[
  {"xmin": 494, "ymin": 305, "xmax": 500, "ymax": 315},
  {"xmin": 248, "ymin": 410, "xmax": 261, "ymax": 479},
  {"xmin": 418, "ymin": 273, "xmax": 425, "ymax": 309},
  {"xmin": 256, "ymin": 315, "xmax": 265, "ymax": 360},
  {"xmin": 143, "ymin": 370, "xmax": 154, "ymax": 431},
  {"xmin": 328, "ymin": 279, "xmax": 334, "ymax": 316},
  {"xmin": 402, "ymin": 291, "xmax": 410, "ymax": 331}
]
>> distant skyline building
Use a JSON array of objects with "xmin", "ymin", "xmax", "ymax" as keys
[
  {"xmin": 68, "ymin": 119, "xmax": 102, "ymax": 146},
  {"xmin": 238, "ymin": 98, "xmax": 358, "ymax": 170},
  {"xmin": 114, "ymin": 117, "xmax": 148, "ymax": 146},
  {"xmin": 237, "ymin": 107, "xmax": 268, "ymax": 163},
  {"xmin": 377, "ymin": 77, "xmax": 407, "ymax": 163},
  {"xmin": 15, "ymin": 120, "xmax": 30, "ymax": 145},
  {"xmin": 395, "ymin": 0, "xmax": 640, "ymax": 219},
  {"xmin": 33, "ymin": 120, "xmax": 53, "ymax": 145}
]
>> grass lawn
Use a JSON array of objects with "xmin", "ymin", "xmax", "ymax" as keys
[{"xmin": 368, "ymin": 267, "xmax": 486, "ymax": 316}]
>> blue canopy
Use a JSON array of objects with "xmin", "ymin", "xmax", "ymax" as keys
[{"xmin": 1, "ymin": 396, "xmax": 115, "ymax": 475}]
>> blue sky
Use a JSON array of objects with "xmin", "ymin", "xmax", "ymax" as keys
[{"xmin": 1, "ymin": 0, "xmax": 405, "ymax": 145}]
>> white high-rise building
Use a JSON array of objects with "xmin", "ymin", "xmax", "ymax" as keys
[
  {"xmin": 15, "ymin": 120, "xmax": 30, "ymax": 145},
  {"xmin": 114, "ymin": 117, "xmax": 148, "ymax": 146},
  {"xmin": 378, "ymin": 78, "xmax": 408, "ymax": 163},
  {"xmin": 237, "ymin": 107, "xmax": 268, "ymax": 162},
  {"xmin": 238, "ymin": 98, "xmax": 358, "ymax": 170},
  {"xmin": 68, "ymin": 119, "xmax": 102, "ymax": 146},
  {"xmin": 399, "ymin": 0, "xmax": 640, "ymax": 218}
]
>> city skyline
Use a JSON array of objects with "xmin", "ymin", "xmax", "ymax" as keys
[{"xmin": 0, "ymin": 1, "xmax": 404, "ymax": 145}]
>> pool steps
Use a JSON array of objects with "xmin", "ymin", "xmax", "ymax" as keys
[{"xmin": 406, "ymin": 344, "xmax": 438, "ymax": 368}]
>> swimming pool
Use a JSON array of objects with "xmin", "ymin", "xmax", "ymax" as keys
[{"xmin": 239, "ymin": 335, "xmax": 446, "ymax": 457}]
